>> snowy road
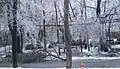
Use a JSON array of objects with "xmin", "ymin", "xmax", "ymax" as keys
[{"xmin": 0, "ymin": 59, "xmax": 120, "ymax": 68}]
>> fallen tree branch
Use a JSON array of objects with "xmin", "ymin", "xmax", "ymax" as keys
[{"xmin": 45, "ymin": 51, "xmax": 66, "ymax": 61}]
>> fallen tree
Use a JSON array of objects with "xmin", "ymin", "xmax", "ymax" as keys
[{"xmin": 46, "ymin": 51, "xmax": 66, "ymax": 61}]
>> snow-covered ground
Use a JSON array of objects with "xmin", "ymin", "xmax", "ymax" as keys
[
  {"xmin": 2, "ymin": 67, "xmax": 120, "ymax": 69},
  {"xmin": 72, "ymin": 56, "xmax": 120, "ymax": 60},
  {"xmin": 111, "ymin": 44, "xmax": 120, "ymax": 49}
]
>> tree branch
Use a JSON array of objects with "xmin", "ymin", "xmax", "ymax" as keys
[{"xmin": 46, "ymin": 51, "xmax": 66, "ymax": 61}]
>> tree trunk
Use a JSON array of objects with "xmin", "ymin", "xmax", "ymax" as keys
[
  {"xmin": 54, "ymin": 1, "xmax": 60, "ymax": 43},
  {"xmin": 96, "ymin": 0, "xmax": 103, "ymax": 51},
  {"xmin": 17, "ymin": 35, "xmax": 20, "ymax": 53},
  {"xmin": 87, "ymin": 35, "xmax": 90, "ymax": 51},
  {"xmin": 108, "ymin": 21, "xmax": 111, "ymax": 40},
  {"xmin": 43, "ymin": 10, "xmax": 47, "ymax": 51},
  {"xmin": 12, "ymin": 0, "xmax": 18, "ymax": 67},
  {"xmin": 96, "ymin": 0, "xmax": 101, "ymax": 17},
  {"xmin": 20, "ymin": 28, "xmax": 24, "ymax": 53},
  {"xmin": 7, "ymin": 0, "xmax": 18, "ymax": 67},
  {"xmin": 64, "ymin": 0, "xmax": 72, "ymax": 68}
]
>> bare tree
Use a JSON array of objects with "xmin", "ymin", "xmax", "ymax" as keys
[
  {"xmin": 7, "ymin": 0, "xmax": 18, "ymax": 67},
  {"xmin": 12, "ymin": 0, "xmax": 18, "ymax": 67},
  {"xmin": 7, "ymin": 0, "xmax": 20, "ymax": 67},
  {"xmin": 54, "ymin": 1, "xmax": 60, "ymax": 43},
  {"xmin": 64, "ymin": 0, "xmax": 72, "ymax": 68},
  {"xmin": 96, "ymin": 0, "xmax": 104, "ymax": 51}
]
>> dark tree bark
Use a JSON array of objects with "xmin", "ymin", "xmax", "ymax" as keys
[
  {"xmin": 96, "ymin": 0, "xmax": 101, "ymax": 17},
  {"xmin": 7, "ymin": 0, "xmax": 18, "ymax": 67},
  {"xmin": 43, "ymin": 10, "xmax": 47, "ymax": 51},
  {"xmin": 17, "ymin": 34, "xmax": 20, "ymax": 53},
  {"xmin": 54, "ymin": 1, "xmax": 60, "ymax": 43},
  {"xmin": 64, "ymin": 0, "xmax": 72, "ymax": 68},
  {"xmin": 80, "ymin": 39, "xmax": 83, "ymax": 52},
  {"xmin": 108, "ymin": 22, "xmax": 111, "ymax": 40},
  {"xmin": 20, "ymin": 28, "xmax": 24, "ymax": 53},
  {"xmin": 12, "ymin": 0, "xmax": 18, "ymax": 67},
  {"xmin": 96, "ymin": 0, "xmax": 103, "ymax": 51}
]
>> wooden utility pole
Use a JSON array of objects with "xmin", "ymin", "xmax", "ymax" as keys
[{"xmin": 64, "ymin": 0, "xmax": 72, "ymax": 68}]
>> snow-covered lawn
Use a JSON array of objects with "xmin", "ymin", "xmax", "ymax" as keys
[{"xmin": 72, "ymin": 56, "xmax": 120, "ymax": 60}]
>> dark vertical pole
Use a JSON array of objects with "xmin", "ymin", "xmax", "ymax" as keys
[
  {"xmin": 96, "ymin": 0, "xmax": 103, "ymax": 51},
  {"xmin": 87, "ymin": 35, "xmax": 90, "ymax": 51},
  {"xmin": 19, "ymin": 26, "xmax": 23, "ymax": 53},
  {"xmin": 54, "ymin": 1, "xmax": 59, "ymax": 43},
  {"xmin": 79, "ymin": 36, "xmax": 83, "ymax": 52},
  {"xmin": 108, "ymin": 21, "xmax": 111, "ymax": 40},
  {"xmin": 12, "ymin": 0, "xmax": 18, "ymax": 68},
  {"xmin": 96, "ymin": 0, "xmax": 101, "ymax": 17},
  {"xmin": 64, "ymin": 0, "xmax": 72, "ymax": 68},
  {"xmin": 43, "ymin": 10, "xmax": 46, "ymax": 51}
]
